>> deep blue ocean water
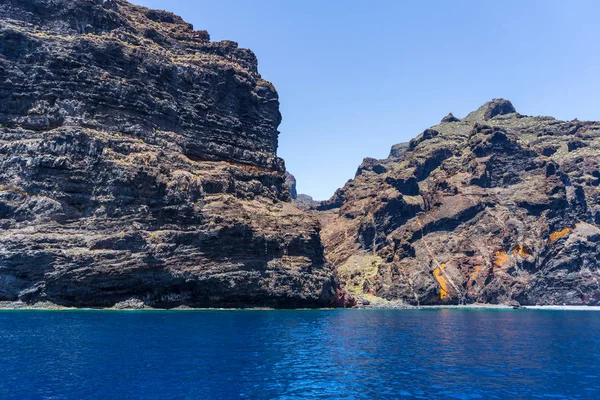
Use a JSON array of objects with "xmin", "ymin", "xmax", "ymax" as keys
[{"xmin": 1, "ymin": 309, "xmax": 599, "ymax": 400}]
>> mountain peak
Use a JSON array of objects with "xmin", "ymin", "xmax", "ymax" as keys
[
  {"xmin": 466, "ymin": 98, "xmax": 517, "ymax": 121},
  {"xmin": 441, "ymin": 112, "xmax": 460, "ymax": 123}
]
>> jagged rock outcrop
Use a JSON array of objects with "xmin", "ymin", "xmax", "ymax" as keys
[
  {"xmin": 321, "ymin": 99, "xmax": 600, "ymax": 306},
  {"xmin": 0, "ymin": 0, "xmax": 340, "ymax": 308},
  {"xmin": 284, "ymin": 171, "xmax": 298, "ymax": 200},
  {"xmin": 295, "ymin": 194, "xmax": 317, "ymax": 210},
  {"xmin": 441, "ymin": 113, "xmax": 460, "ymax": 123},
  {"xmin": 284, "ymin": 171, "xmax": 317, "ymax": 210}
]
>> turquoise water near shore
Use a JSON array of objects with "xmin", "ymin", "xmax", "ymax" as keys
[{"xmin": 1, "ymin": 309, "xmax": 599, "ymax": 399}]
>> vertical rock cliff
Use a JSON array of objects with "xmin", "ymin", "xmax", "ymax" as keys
[
  {"xmin": 0, "ymin": 0, "xmax": 339, "ymax": 308},
  {"xmin": 321, "ymin": 99, "xmax": 600, "ymax": 306}
]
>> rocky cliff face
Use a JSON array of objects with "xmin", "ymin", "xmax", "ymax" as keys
[
  {"xmin": 320, "ymin": 99, "xmax": 600, "ymax": 306},
  {"xmin": 2, "ymin": 1, "xmax": 596, "ymax": 309},
  {"xmin": 0, "ymin": 0, "xmax": 340, "ymax": 308}
]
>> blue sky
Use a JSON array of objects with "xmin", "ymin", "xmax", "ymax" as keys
[{"xmin": 133, "ymin": 0, "xmax": 600, "ymax": 200}]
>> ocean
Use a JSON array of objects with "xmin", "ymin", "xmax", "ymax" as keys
[{"xmin": 1, "ymin": 309, "xmax": 599, "ymax": 399}]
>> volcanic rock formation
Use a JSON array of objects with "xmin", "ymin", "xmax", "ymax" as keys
[
  {"xmin": 320, "ymin": 99, "xmax": 600, "ymax": 306},
  {"xmin": 0, "ymin": 0, "xmax": 340, "ymax": 308},
  {"xmin": 1, "ymin": 1, "xmax": 598, "ymax": 309}
]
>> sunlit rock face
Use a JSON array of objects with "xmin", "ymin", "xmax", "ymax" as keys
[
  {"xmin": 320, "ymin": 99, "xmax": 600, "ymax": 306},
  {"xmin": 0, "ymin": 0, "xmax": 342, "ymax": 308}
]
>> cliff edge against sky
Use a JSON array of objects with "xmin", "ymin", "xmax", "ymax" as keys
[
  {"xmin": 320, "ymin": 99, "xmax": 600, "ymax": 306},
  {"xmin": 0, "ymin": 0, "xmax": 341, "ymax": 308}
]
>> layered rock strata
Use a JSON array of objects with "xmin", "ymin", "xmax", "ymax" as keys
[{"xmin": 0, "ymin": 0, "xmax": 339, "ymax": 308}]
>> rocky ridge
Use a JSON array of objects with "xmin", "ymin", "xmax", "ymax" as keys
[
  {"xmin": 320, "ymin": 99, "xmax": 600, "ymax": 306},
  {"xmin": 0, "ymin": 0, "xmax": 341, "ymax": 308}
]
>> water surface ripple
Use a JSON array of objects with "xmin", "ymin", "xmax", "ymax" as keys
[{"xmin": 1, "ymin": 309, "xmax": 599, "ymax": 399}]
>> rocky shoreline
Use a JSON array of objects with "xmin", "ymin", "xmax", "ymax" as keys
[{"xmin": 2, "ymin": 300, "xmax": 600, "ymax": 312}]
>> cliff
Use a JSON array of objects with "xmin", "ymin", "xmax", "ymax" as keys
[
  {"xmin": 2, "ymin": 1, "xmax": 597, "ymax": 309},
  {"xmin": 320, "ymin": 99, "xmax": 600, "ymax": 306},
  {"xmin": 0, "ymin": 0, "xmax": 340, "ymax": 308}
]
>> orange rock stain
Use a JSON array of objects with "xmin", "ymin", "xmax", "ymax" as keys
[
  {"xmin": 512, "ymin": 244, "xmax": 531, "ymax": 257},
  {"xmin": 549, "ymin": 228, "xmax": 573, "ymax": 243},
  {"xmin": 470, "ymin": 265, "xmax": 481, "ymax": 280},
  {"xmin": 433, "ymin": 264, "xmax": 449, "ymax": 299},
  {"xmin": 494, "ymin": 251, "xmax": 510, "ymax": 268}
]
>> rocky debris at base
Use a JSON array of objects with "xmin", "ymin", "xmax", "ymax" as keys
[
  {"xmin": 0, "ymin": 301, "xmax": 74, "ymax": 310},
  {"xmin": 112, "ymin": 298, "xmax": 146, "ymax": 310}
]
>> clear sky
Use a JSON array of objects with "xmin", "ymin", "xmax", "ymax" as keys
[{"xmin": 132, "ymin": 0, "xmax": 600, "ymax": 200}]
